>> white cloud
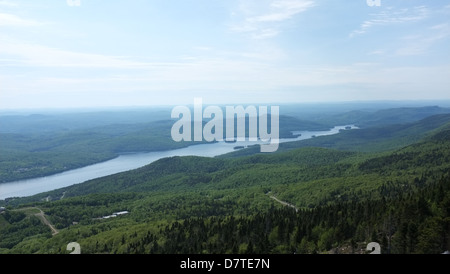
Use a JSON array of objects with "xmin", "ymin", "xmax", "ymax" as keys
[
  {"xmin": 368, "ymin": 50, "xmax": 385, "ymax": 56},
  {"xmin": 0, "ymin": 38, "xmax": 151, "ymax": 69},
  {"xmin": 0, "ymin": 0, "xmax": 18, "ymax": 7},
  {"xmin": 249, "ymin": 0, "xmax": 315, "ymax": 22},
  {"xmin": 0, "ymin": 13, "xmax": 43, "ymax": 27},
  {"xmin": 251, "ymin": 28, "xmax": 279, "ymax": 39},
  {"xmin": 350, "ymin": 6, "xmax": 429, "ymax": 37},
  {"xmin": 395, "ymin": 23, "xmax": 450, "ymax": 56},
  {"xmin": 231, "ymin": 0, "xmax": 315, "ymax": 39},
  {"xmin": 67, "ymin": 0, "xmax": 81, "ymax": 7},
  {"xmin": 2, "ymin": 53, "xmax": 450, "ymax": 108},
  {"xmin": 261, "ymin": 0, "xmax": 315, "ymax": 21}
]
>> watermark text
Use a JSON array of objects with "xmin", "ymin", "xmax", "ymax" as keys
[
  {"xmin": 367, "ymin": 0, "xmax": 381, "ymax": 7},
  {"xmin": 171, "ymin": 98, "xmax": 279, "ymax": 152}
]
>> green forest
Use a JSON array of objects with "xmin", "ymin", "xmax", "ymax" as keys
[
  {"xmin": 0, "ymin": 113, "xmax": 326, "ymax": 183},
  {"xmin": 1, "ymin": 107, "xmax": 450, "ymax": 254}
]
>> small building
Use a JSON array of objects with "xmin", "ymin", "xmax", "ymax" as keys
[
  {"xmin": 99, "ymin": 210, "xmax": 129, "ymax": 220},
  {"xmin": 113, "ymin": 211, "xmax": 129, "ymax": 216},
  {"xmin": 0, "ymin": 207, "xmax": 5, "ymax": 213}
]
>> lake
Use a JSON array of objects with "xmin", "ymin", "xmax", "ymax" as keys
[{"xmin": 0, "ymin": 125, "xmax": 356, "ymax": 200}]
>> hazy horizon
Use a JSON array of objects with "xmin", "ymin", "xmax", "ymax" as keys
[
  {"xmin": 2, "ymin": 99, "xmax": 450, "ymax": 116},
  {"xmin": 1, "ymin": 0, "xmax": 450, "ymax": 109}
]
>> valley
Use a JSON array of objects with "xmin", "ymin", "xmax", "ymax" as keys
[{"xmin": 1, "ymin": 104, "xmax": 450, "ymax": 254}]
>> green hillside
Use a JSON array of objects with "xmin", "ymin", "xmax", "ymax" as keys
[
  {"xmin": 0, "ymin": 113, "xmax": 326, "ymax": 183},
  {"xmin": 1, "ymin": 113, "xmax": 449, "ymax": 254},
  {"xmin": 2, "ymin": 106, "xmax": 447, "ymax": 183},
  {"xmin": 222, "ymin": 113, "xmax": 450, "ymax": 158},
  {"xmin": 314, "ymin": 105, "xmax": 450, "ymax": 128}
]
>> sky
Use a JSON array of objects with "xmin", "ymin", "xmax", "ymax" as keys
[{"xmin": 0, "ymin": 0, "xmax": 449, "ymax": 109}]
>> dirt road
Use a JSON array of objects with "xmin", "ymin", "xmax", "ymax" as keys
[
  {"xmin": 34, "ymin": 207, "xmax": 59, "ymax": 236},
  {"xmin": 269, "ymin": 195, "xmax": 299, "ymax": 212}
]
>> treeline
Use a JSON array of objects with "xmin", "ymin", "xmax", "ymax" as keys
[
  {"xmin": 0, "ymin": 113, "xmax": 323, "ymax": 183},
  {"xmin": 3, "ymin": 168, "xmax": 447, "ymax": 254},
  {"xmin": 35, "ymin": 170, "xmax": 448, "ymax": 255},
  {"xmin": 124, "ymin": 172, "xmax": 450, "ymax": 254},
  {"xmin": 0, "ymin": 120, "xmax": 193, "ymax": 183},
  {"xmin": 1, "ymin": 125, "xmax": 449, "ymax": 254},
  {"xmin": 0, "ymin": 210, "xmax": 51, "ymax": 250}
]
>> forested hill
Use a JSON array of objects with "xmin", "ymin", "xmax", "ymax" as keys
[
  {"xmin": 1, "ymin": 106, "xmax": 448, "ymax": 183},
  {"xmin": 17, "ymin": 117, "xmax": 450, "ymax": 205},
  {"xmin": 313, "ymin": 105, "xmax": 450, "ymax": 128},
  {"xmin": 286, "ymin": 112, "xmax": 450, "ymax": 152},
  {"xmin": 1, "ymin": 116, "xmax": 449, "ymax": 254},
  {"xmin": 222, "ymin": 113, "xmax": 450, "ymax": 158},
  {"xmin": 0, "ymin": 114, "xmax": 326, "ymax": 183}
]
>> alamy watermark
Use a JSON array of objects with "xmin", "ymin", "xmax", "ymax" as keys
[
  {"xmin": 67, "ymin": 0, "xmax": 81, "ymax": 6},
  {"xmin": 171, "ymin": 98, "xmax": 280, "ymax": 153},
  {"xmin": 65, "ymin": 241, "xmax": 381, "ymax": 254},
  {"xmin": 366, "ymin": 242, "xmax": 381, "ymax": 254},
  {"xmin": 67, "ymin": 242, "xmax": 81, "ymax": 254},
  {"xmin": 367, "ymin": 0, "xmax": 381, "ymax": 7}
]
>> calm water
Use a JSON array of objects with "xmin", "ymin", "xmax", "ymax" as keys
[{"xmin": 0, "ymin": 125, "xmax": 356, "ymax": 199}]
